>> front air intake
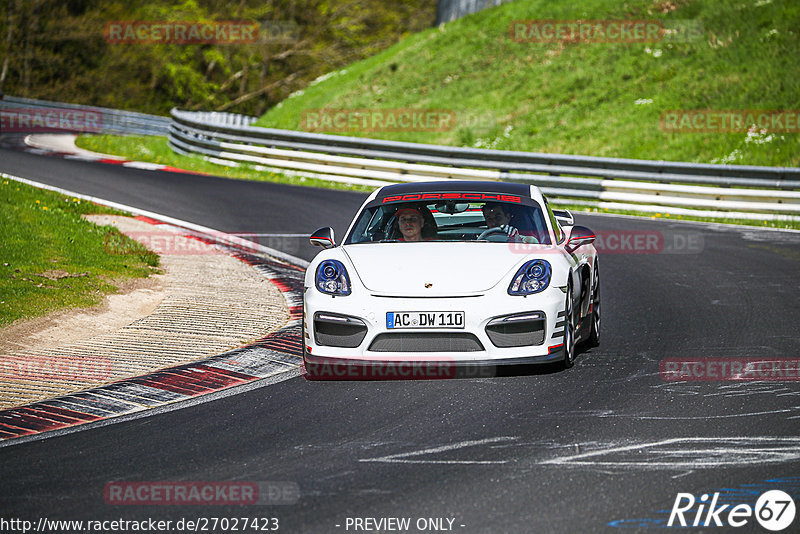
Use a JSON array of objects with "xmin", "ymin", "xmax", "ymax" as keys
[
  {"xmin": 485, "ymin": 312, "xmax": 546, "ymax": 348},
  {"xmin": 368, "ymin": 333, "xmax": 484, "ymax": 352},
  {"xmin": 314, "ymin": 313, "xmax": 368, "ymax": 348}
]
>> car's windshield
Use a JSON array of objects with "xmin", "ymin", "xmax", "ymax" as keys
[{"xmin": 345, "ymin": 198, "xmax": 551, "ymax": 244}]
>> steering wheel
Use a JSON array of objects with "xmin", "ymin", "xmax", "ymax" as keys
[{"xmin": 477, "ymin": 227, "xmax": 508, "ymax": 240}]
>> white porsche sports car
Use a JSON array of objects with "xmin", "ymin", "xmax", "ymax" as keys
[{"xmin": 302, "ymin": 181, "xmax": 599, "ymax": 379}]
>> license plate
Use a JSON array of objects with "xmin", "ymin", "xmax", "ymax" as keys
[{"xmin": 386, "ymin": 311, "xmax": 464, "ymax": 329}]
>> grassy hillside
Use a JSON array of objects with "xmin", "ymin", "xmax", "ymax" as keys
[{"xmin": 256, "ymin": 0, "xmax": 800, "ymax": 167}]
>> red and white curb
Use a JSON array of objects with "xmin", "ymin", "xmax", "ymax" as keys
[
  {"xmin": 22, "ymin": 133, "xmax": 209, "ymax": 176},
  {"xmin": 0, "ymin": 174, "xmax": 307, "ymax": 445}
]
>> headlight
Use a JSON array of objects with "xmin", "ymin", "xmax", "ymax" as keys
[
  {"xmin": 316, "ymin": 260, "xmax": 351, "ymax": 296},
  {"xmin": 508, "ymin": 260, "xmax": 551, "ymax": 295}
]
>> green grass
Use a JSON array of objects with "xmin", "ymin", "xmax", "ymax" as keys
[
  {"xmin": 256, "ymin": 0, "xmax": 800, "ymax": 167},
  {"xmin": 0, "ymin": 178, "xmax": 160, "ymax": 327},
  {"xmin": 75, "ymin": 135, "xmax": 375, "ymax": 193}
]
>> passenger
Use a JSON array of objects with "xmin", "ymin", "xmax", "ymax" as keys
[{"xmin": 481, "ymin": 202, "xmax": 519, "ymax": 238}]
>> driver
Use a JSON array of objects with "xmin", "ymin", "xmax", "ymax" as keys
[
  {"xmin": 396, "ymin": 207, "xmax": 428, "ymax": 242},
  {"xmin": 481, "ymin": 202, "xmax": 519, "ymax": 239}
]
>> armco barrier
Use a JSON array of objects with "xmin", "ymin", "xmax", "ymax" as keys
[
  {"xmin": 168, "ymin": 108, "xmax": 800, "ymax": 219},
  {"xmin": 1, "ymin": 96, "xmax": 170, "ymax": 136},
  {"xmin": 3, "ymin": 95, "xmax": 798, "ymax": 220}
]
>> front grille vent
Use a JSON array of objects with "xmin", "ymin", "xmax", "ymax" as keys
[
  {"xmin": 369, "ymin": 333, "xmax": 484, "ymax": 352},
  {"xmin": 314, "ymin": 313, "xmax": 368, "ymax": 348},
  {"xmin": 485, "ymin": 313, "xmax": 546, "ymax": 348}
]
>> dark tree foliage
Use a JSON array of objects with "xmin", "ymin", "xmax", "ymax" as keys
[{"xmin": 0, "ymin": 0, "xmax": 435, "ymax": 115}]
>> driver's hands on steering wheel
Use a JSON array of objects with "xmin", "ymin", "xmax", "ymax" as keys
[
  {"xmin": 498, "ymin": 224, "xmax": 519, "ymax": 238},
  {"xmin": 477, "ymin": 224, "xmax": 520, "ymax": 240}
]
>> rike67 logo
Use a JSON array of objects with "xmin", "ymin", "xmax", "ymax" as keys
[{"xmin": 669, "ymin": 490, "xmax": 795, "ymax": 531}]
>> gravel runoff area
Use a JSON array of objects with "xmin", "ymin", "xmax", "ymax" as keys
[{"xmin": 0, "ymin": 215, "xmax": 291, "ymax": 410}]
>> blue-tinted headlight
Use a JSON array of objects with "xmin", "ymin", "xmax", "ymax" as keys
[
  {"xmin": 316, "ymin": 260, "xmax": 351, "ymax": 296},
  {"xmin": 508, "ymin": 260, "xmax": 551, "ymax": 295}
]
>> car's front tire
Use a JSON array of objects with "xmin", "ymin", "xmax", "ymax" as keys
[
  {"xmin": 560, "ymin": 282, "xmax": 576, "ymax": 369},
  {"xmin": 301, "ymin": 307, "xmax": 312, "ymax": 378},
  {"xmin": 586, "ymin": 261, "xmax": 600, "ymax": 348}
]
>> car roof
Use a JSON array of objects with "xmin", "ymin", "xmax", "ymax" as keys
[
  {"xmin": 346, "ymin": 181, "xmax": 553, "ymax": 243},
  {"xmin": 374, "ymin": 181, "xmax": 534, "ymax": 201}
]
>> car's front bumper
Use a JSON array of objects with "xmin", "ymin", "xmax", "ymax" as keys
[
  {"xmin": 302, "ymin": 352, "xmax": 565, "ymax": 380},
  {"xmin": 302, "ymin": 285, "xmax": 567, "ymax": 379}
]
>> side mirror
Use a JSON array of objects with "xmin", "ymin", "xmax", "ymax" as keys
[
  {"xmin": 553, "ymin": 209, "xmax": 574, "ymax": 227},
  {"xmin": 310, "ymin": 227, "xmax": 335, "ymax": 249},
  {"xmin": 565, "ymin": 225, "xmax": 595, "ymax": 253}
]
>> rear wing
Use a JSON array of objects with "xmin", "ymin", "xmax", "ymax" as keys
[{"xmin": 552, "ymin": 209, "xmax": 574, "ymax": 227}]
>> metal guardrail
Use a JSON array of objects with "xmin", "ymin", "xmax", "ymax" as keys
[
  {"xmin": 1, "ymin": 96, "xmax": 170, "ymax": 136},
  {"xmin": 4, "ymin": 95, "xmax": 797, "ymax": 220},
  {"xmin": 168, "ymin": 108, "xmax": 800, "ymax": 219}
]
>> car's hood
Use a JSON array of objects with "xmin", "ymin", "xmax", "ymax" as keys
[{"xmin": 342, "ymin": 242, "xmax": 548, "ymax": 296}]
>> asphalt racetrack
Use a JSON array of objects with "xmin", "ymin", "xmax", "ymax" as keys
[{"xmin": 1, "ymin": 146, "xmax": 799, "ymax": 532}]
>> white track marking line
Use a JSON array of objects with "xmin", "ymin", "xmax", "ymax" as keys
[
  {"xmin": 359, "ymin": 436, "xmax": 517, "ymax": 465},
  {"xmin": 540, "ymin": 436, "xmax": 800, "ymax": 469}
]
